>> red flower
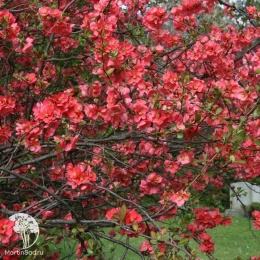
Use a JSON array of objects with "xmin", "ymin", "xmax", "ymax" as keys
[
  {"xmin": 0, "ymin": 96, "xmax": 16, "ymax": 116},
  {"xmin": 140, "ymin": 173, "xmax": 165, "ymax": 195},
  {"xmin": 41, "ymin": 210, "xmax": 54, "ymax": 221},
  {"xmin": 76, "ymin": 241, "xmax": 89, "ymax": 257},
  {"xmin": 54, "ymin": 135, "xmax": 79, "ymax": 152},
  {"xmin": 143, "ymin": 7, "xmax": 168, "ymax": 31},
  {"xmin": 0, "ymin": 248, "xmax": 20, "ymax": 260},
  {"xmin": 140, "ymin": 241, "xmax": 154, "ymax": 254},
  {"xmin": 252, "ymin": 210, "xmax": 260, "ymax": 230},
  {"xmin": 105, "ymin": 208, "xmax": 121, "ymax": 222},
  {"xmin": 125, "ymin": 209, "xmax": 142, "ymax": 224},
  {"xmin": 169, "ymin": 191, "xmax": 190, "ymax": 207},
  {"xmin": 164, "ymin": 160, "xmax": 179, "ymax": 176},
  {"xmin": 0, "ymin": 218, "xmax": 18, "ymax": 246},
  {"xmin": 24, "ymin": 73, "xmax": 37, "ymax": 84},
  {"xmin": 177, "ymin": 150, "xmax": 194, "ymax": 165},
  {"xmin": 66, "ymin": 163, "xmax": 96, "ymax": 190},
  {"xmin": 0, "ymin": 125, "xmax": 11, "ymax": 144},
  {"xmin": 199, "ymin": 239, "xmax": 214, "ymax": 253}
]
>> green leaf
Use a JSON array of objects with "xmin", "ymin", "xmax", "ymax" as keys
[
  {"xmin": 253, "ymin": 107, "xmax": 260, "ymax": 119},
  {"xmin": 195, "ymin": 113, "xmax": 201, "ymax": 122},
  {"xmin": 106, "ymin": 68, "xmax": 115, "ymax": 75},
  {"xmin": 150, "ymin": 231, "xmax": 157, "ymax": 239},
  {"xmin": 72, "ymin": 228, "xmax": 77, "ymax": 234},
  {"xmin": 77, "ymin": 227, "xmax": 84, "ymax": 232},
  {"xmin": 178, "ymin": 237, "xmax": 189, "ymax": 245},
  {"xmin": 191, "ymin": 249, "xmax": 197, "ymax": 256},
  {"xmin": 87, "ymin": 248, "xmax": 94, "ymax": 254},
  {"xmin": 88, "ymin": 238, "xmax": 95, "ymax": 249},
  {"xmin": 120, "ymin": 204, "xmax": 127, "ymax": 220},
  {"xmin": 215, "ymin": 107, "xmax": 222, "ymax": 115},
  {"xmin": 177, "ymin": 133, "xmax": 183, "ymax": 139},
  {"xmin": 253, "ymin": 139, "xmax": 260, "ymax": 146},
  {"xmin": 132, "ymin": 223, "xmax": 139, "ymax": 231},
  {"xmin": 214, "ymin": 87, "xmax": 222, "ymax": 95},
  {"xmin": 234, "ymin": 129, "xmax": 246, "ymax": 142},
  {"xmin": 230, "ymin": 155, "xmax": 235, "ymax": 162},
  {"xmin": 224, "ymin": 98, "xmax": 232, "ymax": 105}
]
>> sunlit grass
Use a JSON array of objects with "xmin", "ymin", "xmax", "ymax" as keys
[
  {"xmin": 57, "ymin": 216, "xmax": 260, "ymax": 259},
  {"xmin": 195, "ymin": 216, "xmax": 260, "ymax": 260}
]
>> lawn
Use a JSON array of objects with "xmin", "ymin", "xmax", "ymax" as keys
[
  {"xmin": 101, "ymin": 216, "xmax": 260, "ymax": 260},
  {"xmin": 57, "ymin": 216, "xmax": 260, "ymax": 259},
  {"xmin": 197, "ymin": 216, "xmax": 260, "ymax": 260}
]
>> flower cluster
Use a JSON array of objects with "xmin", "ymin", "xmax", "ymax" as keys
[
  {"xmin": 0, "ymin": 10, "xmax": 20, "ymax": 40},
  {"xmin": 66, "ymin": 163, "xmax": 97, "ymax": 190},
  {"xmin": 106, "ymin": 206, "xmax": 146, "ymax": 237},
  {"xmin": 0, "ymin": 218, "xmax": 18, "ymax": 246}
]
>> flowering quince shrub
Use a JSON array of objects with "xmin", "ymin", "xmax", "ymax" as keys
[{"xmin": 0, "ymin": 0, "xmax": 259, "ymax": 259}]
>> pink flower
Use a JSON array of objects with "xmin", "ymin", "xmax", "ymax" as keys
[
  {"xmin": 169, "ymin": 191, "xmax": 190, "ymax": 206},
  {"xmin": 177, "ymin": 150, "xmax": 194, "ymax": 165},
  {"xmin": 0, "ymin": 218, "xmax": 18, "ymax": 246},
  {"xmin": 66, "ymin": 163, "xmax": 96, "ymax": 190},
  {"xmin": 164, "ymin": 160, "xmax": 179, "ymax": 175},
  {"xmin": 252, "ymin": 210, "xmax": 260, "ymax": 230},
  {"xmin": 54, "ymin": 135, "xmax": 79, "ymax": 152},
  {"xmin": 140, "ymin": 241, "xmax": 154, "ymax": 254},
  {"xmin": 106, "ymin": 208, "xmax": 121, "ymax": 221},
  {"xmin": 125, "ymin": 210, "xmax": 142, "ymax": 224},
  {"xmin": 143, "ymin": 7, "xmax": 168, "ymax": 31},
  {"xmin": 41, "ymin": 210, "xmax": 54, "ymax": 221}
]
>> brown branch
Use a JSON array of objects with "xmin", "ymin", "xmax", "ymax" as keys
[{"xmin": 0, "ymin": 168, "xmax": 81, "ymax": 223}]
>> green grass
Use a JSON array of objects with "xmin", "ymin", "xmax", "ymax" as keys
[
  {"xmin": 56, "ymin": 216, "xmax": 260, "ymax": 259},
  {"xmin": 100, "ymin": 216, "xmax": 260, "ymax": 260},
  {"xmin": 195, "ymin": 216, "xmax": 260, "ymax": 260}
]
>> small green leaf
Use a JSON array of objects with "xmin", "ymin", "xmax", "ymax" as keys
[
  {"xmin": 230, "ymin": 155, "xmax": 235, "ymax": 162},
  {"xmin": 253, "ymin": 107, "xmax": 260, "ymax": 119},
  {"xmin": 87, "ymin": 248, "xmax": 94, "ymax": 254},
  {"xmin": 195, "ymin": 113, "xmax": 201, "ymax": 122},
  {"xmin": 106, "ymin": 68, "xmax": 115, "ymax": 75},
  {"xmin": 215, "ymin": 107, "xmax": 222, "ymax": 115},
  {"xmin": 177, "ymin": 133, "xmax": 183, "ymax": 139},
  {"xmin": 224, "ymin": 98, "xmax": 232, "ymax": 105},
  {"xmin": 77, "ymin": 227, "xmax": 85, "ymax": 232},
  {"xmin": 235, "ymin": 129, "xmax": 246, "ymax": 142},
  {"xmin": 88, "ymin": 239, "xmax": 95, "ymax": 249},
  {"xmin": 132, "ymin": 223, "xmax": 138, "ymax": 231},
  {"xmin": 178, "ymin": 237, "xmax": 189, "ymax": 245},
  {"xmin": 120, "ymin": 204, "xmax": 127, "ymax": 220}
]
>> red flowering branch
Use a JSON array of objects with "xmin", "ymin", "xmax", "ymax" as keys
[{"xmin": 0, "ymin": 0, "xmax": 259, "ymax": 258}]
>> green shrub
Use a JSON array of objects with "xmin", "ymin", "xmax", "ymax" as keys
[{"xmin": 247, "ymin": 202, "xmax": 260, "ymax": 217}]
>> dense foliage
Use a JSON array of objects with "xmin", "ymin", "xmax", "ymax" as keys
[{"xmin": 0, "ymin": 0, "xmax": 260, "ymax": 259}]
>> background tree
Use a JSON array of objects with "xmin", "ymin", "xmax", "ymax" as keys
[{"xmin": 0, "ymin": 0, "xmax": 259, "ymax": 259}]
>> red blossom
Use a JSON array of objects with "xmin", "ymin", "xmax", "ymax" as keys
[
  {"xmin": 125, "ymin": 209, "xmax": 142, "ymax": 224},
  {"xmin": 0, "ymin": 0, "xmax": 259, "ymax": 258},
  {"xmin": 0, "ymin": 218, "xmax": 18, "ymax": 246},
  {"xmin": 252, "ymin": 211, "xmax": 260, "ymax": 230},
  {"xmin": 169, "ymin": 191, "xmax": 190, "ymax": 206},
  {"xmin": 140, "ymin": 241, "xmax": 154, "ymax": 254},
  {"xmin": 177, "ymin": 150, "xmax": 194, "ymax": 165},
  {"xmin": 0, "ymin": 96, "xmax": 16, "ymax": 116},
  {"xmin": 143, "ymin": 7, "xmax": 168, "ymax": 31},
  {"xmin": 66, "ymin": 163, "xmax": 96, "ymax": 190}
]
